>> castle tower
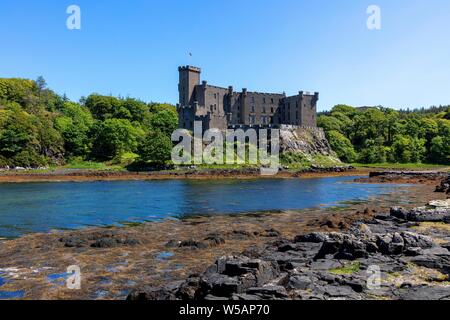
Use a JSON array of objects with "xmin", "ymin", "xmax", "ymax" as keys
[{"xmin": 178, "ymin": 66, "xmax": 201, "ymax": 107}]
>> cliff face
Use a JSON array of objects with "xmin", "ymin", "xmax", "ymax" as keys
[{"xmin": 279, "ymin": 126, "xmax": 342, "ymax": 164}]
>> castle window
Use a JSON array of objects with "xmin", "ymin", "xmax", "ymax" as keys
[
  {"xmin": 251, "ymin": 106, "xmax": 255, "ymax": 113},
  {"xmin": 271, "ymin": 107, "xmax": 274, "ymax": 113},
  {"xmin": 252, "ymin": 97, "xmax": 255, "ymax": 103},
  {"xmin": 263, "ymin": 107, "xmax": 266, "ymax": 114},
  {"xmin": 271, "ymin": 98, "xmax": 274, "ymax": 104},
  {"xmin": 263, "ymin": 98, "xmax": 266, "ymax": 104}
]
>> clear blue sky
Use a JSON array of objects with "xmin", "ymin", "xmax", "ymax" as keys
[{"xmin": 1, "ymin": 0, "xmax": 449, "ymax": 111}]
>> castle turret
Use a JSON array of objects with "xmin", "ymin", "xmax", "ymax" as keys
[{"xmin": 178, "ymin": 66, "xmax": 201, "ymax": 107}]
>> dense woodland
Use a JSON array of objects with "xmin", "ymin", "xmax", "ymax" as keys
[
  {"xmin": 0, "ymin": 77, "xmax": 177, "ymax": 168},
  {"xmin": 318, "ymin": 105, "xmax": 450, "ymax": 165},
  {"xmin": 0, "ymin": 77, "xmax": 449, "ymax": 168}
]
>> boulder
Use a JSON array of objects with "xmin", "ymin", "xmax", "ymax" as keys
[
  {"xmin": 390, "ymin": 207, "xmax": 409, "ymax": 220},
  {"xmin": 246, "ymin": 286, "xmax": 288, "ymax": 299},
  {"xmin": 295, "ymin": 232, "xmax": 329, "ymax": 243},
  {"xmin": 435, "ymin": 176, "xmax": 450, "ymax": 194},
  {"xmin": 179, "ymin": 239, "xmax": 208, "ymax": 249},
  {"xmin": 287, "ymin": 275, "xmax": 314, "ymax": 290},
  {"xmin": 59, "ymin": 235, "xmax": 88, "ymax": 248}
]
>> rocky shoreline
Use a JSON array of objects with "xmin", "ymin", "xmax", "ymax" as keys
[
  {"xmin": 128, "ymin": 177, "xmax": 450, "ymax": 301},
  {"xmin": 0, "ymin": 172, "xmax": 448, "ymax": 300},
  {"xmin": 0, "ymin": 166, "xmax": 357, "ymax": 183}
]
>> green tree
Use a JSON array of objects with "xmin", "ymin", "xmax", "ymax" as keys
[
  {"xmin": 85, "ymin": 94, "xmax": 123, "ymax": 121},
  {"xmin": 430, "ymin": 136, "xmax": 450, "ymax": 164},
  {"xmin": 148, "ymin": 108, "xmax": 178, "ymax": 137},
  {"xmin": 326, "ymin": 130, "xmax": 357, "ymax": 163},
  {"xmin": 392, "ymin": 135, "xmax": 414, "ymax": 163},
  {"xmin": 317, "ymin": 115, "xmax": 343, "ymax": 133},
  {"xmin": 91, "ymin": 119, "xmax": 144, "ymax": 160},
  {"xmin": 0, "ymin": 104, "xmax": 38, "ymax": 157},
  {"xmin": 358, "ymin": 138, "xmax": 387, "ymax": 163},
  {"xmin": 331, "ymin": 104, "xmax": 356, "ymax": 116},
  {"xmin": 137, "ymin": 130, "xmax": 173, "ymax": 164},
  {"xmin": 55, "ymin": 102, "xmax": 95, "ymax": 157}
]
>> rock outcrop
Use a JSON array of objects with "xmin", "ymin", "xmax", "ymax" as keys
[
  {"xmin": 435, "ymin": 175, "xmax": 450, "ymax": 194},
  {"xmin": 279, "ymin": 126, "xmax": 341, "ymax": 163},
  {"xmin": 128, "ymin": 202, "xmax": 450, "ymax": 301}
]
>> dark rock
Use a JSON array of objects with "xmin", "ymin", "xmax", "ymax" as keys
[
  {"xmin": 295, "ymin": 232, "xmax": 329, "ymax": 243},
  {"xmin": 246, "ymin": 286, "xmax": 288, "ymax": 299},
  {"xmin": 90, "ymin": 237, "xmax": 140, "ymax": 248},
  {"xmin": 122, "ymin": 238, "xmax": 141, "ymax": 246},
  {"xmin": 404, "ymin": 247, "xmax": 424, "ymax": 256},
  {"xmin": 127, "ymin": 282, "xmax": 182, "ymax": 300},
  {"xmin": 241, "ymin": 246, "xmax": 264, "ymax": 259},
  {"xmin": 165, "ymin": 240, "xmax": 180, "ymax": 248},
  {"xmin": 315, "ymin": 239, "xmax": 342, "ymax": 259},
  {"xmin": 278, "ymin": 243, "xmax": 298, "ymax": 252},
  {"xmin": 201, "ymin": 274, "xmax": 248, "ymax": 297},
  {"xmin": 435, "ymin": 176, "xmax": 450, "ymax": 194},
  {"xmin": 408, "ymin": 207, "xmax": 450, "ymax": 222},
  {"xmin": 334, "ymin": 239, "xmax": 369, "ymax": 260},
  {"xmin": 320, "ymin": 285, "xmax": 360, "ymax": 299},
  {"xmin": 410, "ymin": 253, "xmax": 450, "ymax": 275},
  {"xmin": 287, "ymin": 275, "xmax": 314, "ymax": 290},
  {"xmin": 91, "ymin": 238, "xmax": 120, "ymax": 248},
  {"xmin": 204, "ymin": 234, "xmax": 225, "ymax": 247},
  {"xmin": 390, "ymin": 207, "xmax": 409, "ymax": 220},
  {"xmin": 59, "ymin": 236, "xmax": 87, "ymax": 248},
  {"xmin": 396, "ymin": 285, "xmax": 450, "ymax": 300},
  {"xmin": 401, "ymin": 231, "xmax": 433, "ymax": 250},
  {"xmin": 179, "ymin": 239, "xmax": 208, "ymax": 249},
  {"xmin": 377, "ymin": 234, "xmax": 404, "ymax": 255},
  {"xmin": 336, "ymin": 276, "xmax": 365, "ymax": 293},
  {"xmin": 262, "ymin": 228, "xmax": 281, "ymax": 237},
  {"xmin": 231, "ymin": 293, "xmax": 263, "ymax": 300}
]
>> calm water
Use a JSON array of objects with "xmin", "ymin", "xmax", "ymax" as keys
[{"xmin": 0, "ymin": 176, "xmax": 411, "ymax": 238}]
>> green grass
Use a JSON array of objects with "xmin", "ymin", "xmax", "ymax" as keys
[
  {"xmin": 62, "ymin": 160, "xmax": 124, "ymax": 171},
  {"xmin": 351, "ymin": 163, "xmax": 450, "ymax": 171},
  {"xmin": 60, "ymin": 160, "xmax": 124, "ymax": 171},
  {"xmin": 281, "ymin": 152, "xmax": 342, "ymax": 170},
  {"xmin": 329, "ymin": 261, "xmax": 361, "ymax": 275}
]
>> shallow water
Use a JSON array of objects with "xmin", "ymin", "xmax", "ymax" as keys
[
  {"xmin": 0, "ymin": 290, "xmax": 25, "ymax": 299},
  {"xmin": 0, "ymin": 176, "xmax": 413, "ymax": 238}
]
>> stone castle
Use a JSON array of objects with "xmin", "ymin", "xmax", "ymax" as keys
[{"xmin": 177, "ymin": 66, "xmax": 319, "ymax": 131}]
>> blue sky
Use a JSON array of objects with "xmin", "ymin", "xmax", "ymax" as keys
[{"xmin": 0, "ymin": 0, "xmax": 449, "ymax": 111}]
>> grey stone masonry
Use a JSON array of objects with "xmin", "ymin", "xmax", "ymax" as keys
[{"xmin": 177, "ymin": 66, "xmax": 319, "ymax": 131}]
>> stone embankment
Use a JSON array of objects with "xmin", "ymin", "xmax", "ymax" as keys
[{"xmin": 128, "ymin": 177, "xmax": 450, "ymax": 301}]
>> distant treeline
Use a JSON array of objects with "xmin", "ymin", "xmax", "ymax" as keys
[
  {"xmin": 0, "ymin": 77, "xmax": 177, "ymax": 168},
  {"xmin": 318, "ymin": 105, "xmax": 450, "ymax": 164}
]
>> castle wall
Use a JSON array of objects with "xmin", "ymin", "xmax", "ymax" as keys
[
  {"xmin": 177, "ymin": 66, "xmax": 318, "ymax": 131},
  {"xmin": 299, "ymin": 93, "xmax": 318, "ymax": 127},
  {"xmin": 242, "ymin": 91, "xmax": 285, "ymax": 126}
]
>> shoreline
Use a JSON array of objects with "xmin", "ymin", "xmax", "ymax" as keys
[
  {"xmin": 0, "ymin": 167, "xmax": 364, "ymax": 183},
  {"xmin": 0, "ymin": 174, "xmax": 448, "ymax": 299},
  {"xmin": 1, "ymin": 166, "xmax": 448, "ymax": 184}
]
